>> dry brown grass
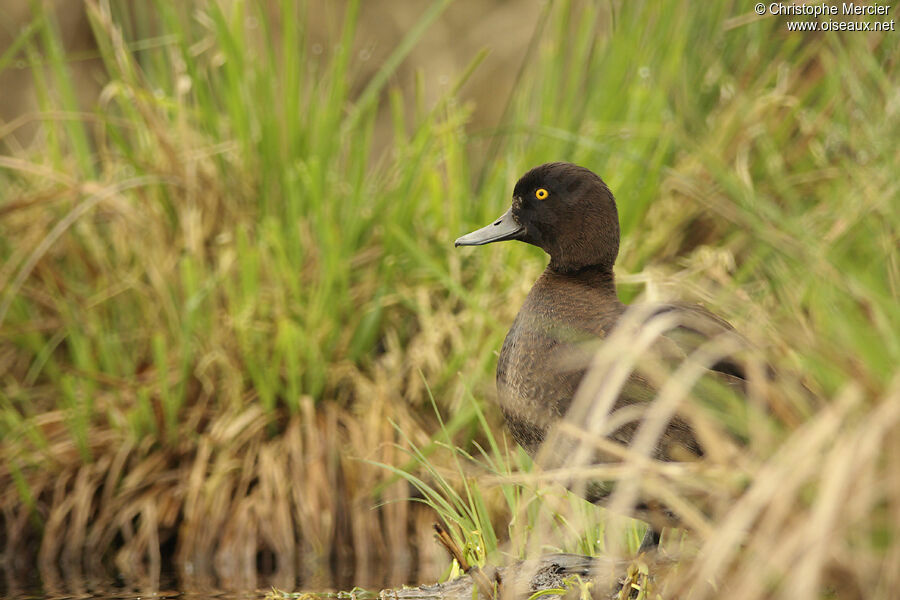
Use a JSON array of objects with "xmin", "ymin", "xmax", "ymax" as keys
[
  {"xmin": 514, "ymin": 300, "xmax": 899, "ymax": 598},
  {"xmin": 1, "ymin": 384, "xmax": 457, "ymax": 590}
]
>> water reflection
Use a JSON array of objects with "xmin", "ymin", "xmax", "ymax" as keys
[{"xmin": 2, "ymin": 552, "xmax": 430, "ymax": 600}]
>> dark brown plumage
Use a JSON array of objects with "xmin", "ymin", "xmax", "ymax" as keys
[{"xmin": 456, "ymin": 162, "xmax": 747, "ymax": 536}]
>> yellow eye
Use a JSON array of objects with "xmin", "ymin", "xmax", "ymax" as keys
[{"xmin": 535, "ymin": 188, "xmax": 549, "ymax": 200}]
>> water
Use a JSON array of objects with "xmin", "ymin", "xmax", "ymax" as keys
[{"xmin": 0, "ymin": 563, "xmax": 413, "ymax": 600}]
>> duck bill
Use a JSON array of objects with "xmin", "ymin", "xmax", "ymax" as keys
[{"xmin": 454, "ymin": 208, "xmax": 524, "ymax": 247}]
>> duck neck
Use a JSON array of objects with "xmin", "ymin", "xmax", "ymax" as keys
[{"xmin": 546, "ymin": 264, "xmax": 617, "ymax": 296}]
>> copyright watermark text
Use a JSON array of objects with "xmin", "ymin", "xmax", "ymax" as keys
[{"xmin": 754, "ymin": 2, "xmax": 895, "ymax": 31}]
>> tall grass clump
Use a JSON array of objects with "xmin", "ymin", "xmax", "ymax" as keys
[
  {"xmin": 1, "ymin": 0, "xmax": 495, "ymax": 589},
  {"xmin": 1, "ymin": 0, "xmax": 898, "ymax": 597}
]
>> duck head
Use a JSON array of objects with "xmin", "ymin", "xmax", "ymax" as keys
[{"xmin": 455, "ymin": 162, "xmax": 620, "ymax": 273}]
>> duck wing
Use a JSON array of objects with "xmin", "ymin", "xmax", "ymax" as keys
[
  {"xmin": 564, "ymin": 302, "xmax": 752, "ymax": 461},
  {"xmin": 650, "ymin": 303, "xmax": 748, "ymax": 382}
]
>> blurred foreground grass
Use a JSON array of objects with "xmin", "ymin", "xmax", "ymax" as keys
[{"xmin": 0, "ymin": 0, "xmax": 898, "ymax": 596}]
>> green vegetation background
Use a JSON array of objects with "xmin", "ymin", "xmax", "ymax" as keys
[{"xmin": 1, "ymin": 0, "xmax": 897, "ymax": 591}]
